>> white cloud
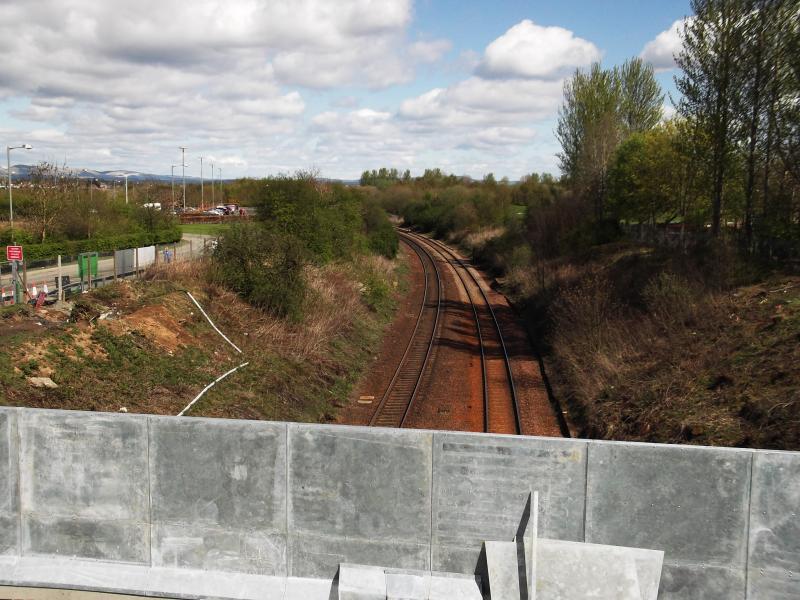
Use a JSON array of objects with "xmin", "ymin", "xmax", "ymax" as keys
[
  {"xmin": 478, "ymin": 20, "xmax": 601, "ymax": 79},
  {"xmin": 640, "ymin": 19, "xmax": 687, "ymax": 72},
  {"xmin": 0, "ymin": 3, "xmax": 600, "ymax": 179},
  {"xmin": 0, "ymin": 0, "xmax": 450, "ymax": 176},
  {"xmin": 409, "ymin": 39, "xmax": 453, "ymax": 63}
]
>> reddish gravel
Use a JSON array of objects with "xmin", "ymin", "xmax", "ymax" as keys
[
  {"xmin": 338, "ymin": 241, "xmax": 424, "ymax": 426},
  {"xmin": 342, "ymin": 233, "xmax": 562, "ymax": 438}
]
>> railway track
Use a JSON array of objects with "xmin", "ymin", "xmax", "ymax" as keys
[
  {"xmin": 369, "ymin": 234, "xmax": 442, "ymax": 427},
  {"xmin": 369, "ymin": 230, "xmax": 520, "ymax": 435},
  {"xmin": 406, "ymin": 231, "xmax": 520, "ymax": 435}
]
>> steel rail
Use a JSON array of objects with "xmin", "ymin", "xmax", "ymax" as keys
[
  {"xmin": 406, "ymin": 231, "xmax": 521, "ymax": 435},
  {"xmin": 370, "ymin": 234, "xmax": 442, "ymax": 427}
]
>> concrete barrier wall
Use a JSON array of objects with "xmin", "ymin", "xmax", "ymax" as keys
[{"xmin": 0, "ymin": 407, "xmax": 798, "ymax": 599}]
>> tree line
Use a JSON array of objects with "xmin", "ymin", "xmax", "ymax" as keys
[{"xmin": 557, "ymin": 0, "xmax": 799, "ymax": 256}]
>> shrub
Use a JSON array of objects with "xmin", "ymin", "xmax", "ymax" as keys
[
  {"xmin": 0, "ymin": 228, "xmax": 181, "ymax": 261},
  {"xmin": 255, "ymin": 176, "xmax": 363, "ymax": 264},
  {"xmin": 211, "ymin": 223, "xmax": 307, "ymax": 321},
  {"xmin": 362, "ymin": 199, "xmax": 398, "ymax": 259}
]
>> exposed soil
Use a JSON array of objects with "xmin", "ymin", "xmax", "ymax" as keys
[{"xmin": 1, "ymin": 255, "xmax": 400, "ymax": 424}]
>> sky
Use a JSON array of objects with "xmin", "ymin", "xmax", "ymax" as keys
[{"xmin": 0, "ymin": 0, "xmax": 691, "ymax": 180}]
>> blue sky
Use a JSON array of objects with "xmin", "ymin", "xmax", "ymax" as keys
[{"xmin": 0, "ymin": 1, "xmax": 691, "ymax": 179}]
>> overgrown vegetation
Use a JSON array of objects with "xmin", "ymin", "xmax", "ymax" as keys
[
  {"xmin": 0, "ymin": 162, "xmax": 181, "ymax": 258},
  {"xmin": 211, "ymin": 173, "xmax": 397, "ymax": 321},
  {"xmin": 361, "ymin": 1, "xmax": 799, "ymax": 450},
  {"xmin": 0, "ymin": 246, "xmax": 404, "ymax": 424}
]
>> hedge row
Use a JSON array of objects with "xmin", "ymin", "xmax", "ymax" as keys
[{"xmin": 19, "ymin": 228, "xmax": 182, "ymax": 261}]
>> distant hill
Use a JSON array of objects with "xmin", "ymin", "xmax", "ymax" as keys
[
  {"xmin": 0, "ymin": 164, "xmax": 212, "ymax": 183},
  {"xmin": 1, "ymin": 165, "xmax": 359, "ymax": 185}
]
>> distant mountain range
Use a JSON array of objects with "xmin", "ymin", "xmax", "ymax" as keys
[
  {"xmin": 0, "ymin": 164, "xmax": 216, "ymax": 183},
  {"xmin": 0, "ymin": 165, "xmax": 360, "ymax": 185}
]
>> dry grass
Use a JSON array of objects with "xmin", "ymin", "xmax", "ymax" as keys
[
  {"xmin": 145, "ymin": 256, "xmax": 376, "ymax": 361},
  {"xmin": 1, "ymin": 250, "xmax": 403, "ymax": 424},
  {"xmin": 533, "ymin": 245, "xmax": 800, "ymax": 449}
]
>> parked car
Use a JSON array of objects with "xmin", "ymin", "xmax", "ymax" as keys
[
  {"xmin": 225, "ymin": 203, "xmax": 239, "ymax": 213},
  {"xmin": 205, "ymin": 208, "xmax": 224, "ymax": 216}
]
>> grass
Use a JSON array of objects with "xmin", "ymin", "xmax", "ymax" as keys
[
  {"xmin": 0, "ymin": 250, "xmax": 407, "ymax": 424},
  {"xmin": 180, "ymin": 223, "xmax": 231, "ymax": 236},
  {"xmin": 514, "ymin": 243, "xmax": 800, "ymax": 450}
]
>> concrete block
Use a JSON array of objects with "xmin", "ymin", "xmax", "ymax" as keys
[
  {"xmin": 747, "ymin": 451, "xmax": 800, "ymax": 599},
  {"xmin": 536, "ymin": 539, "xmax": 643, "ymax": 599},
  {"xmin": 338, "ymin": 563, "xmax": 386, "ymax": 600},
  {"xmin": 288, "ymin": 425, "xmax": 432, "ymax": 578},
  {"xmin": 428, "ymin": 571, "xmax": 484, "ymax": 600},
  {"xmin": 385, "ymin": 568, "xmax": 430, "ymax": 600},
  {"xmin": 285, "ymin": 576, "xmax": 337, "ymax": 600},
  {"xmin": 152, "ymin": 523, "xmax": 286, "ymax": 575},
  {"xmin": 0, "ymin": 409, "xmax": 18, "ymax": 557},
  {"xmin": 485, "ymin": 540, "xmax": 521, "ymax": 599},
  {"xmin": 432, "ymin": 432, "xmax": 586, "ymax": 573},
  {"xmin": 0, "ymin": 555, "xmax": 287, "ymax": 599},
  {"xmin": 149, "ymin": 417, "xmax": 287, "ymax": 575},
  {"xmin": 522, "ymin": 491, "xmax": 538, "ymax": 600},
  {"xmin": 23, "ymin": 514, "xmax": 149, "ymax": 563},
  {"xmin": 585, "ymin": 441, "xmax": 751, "ymax": 599},
  {"xmin": 18, "ymin": 410, "xmax": 150, "ymax": 563}
]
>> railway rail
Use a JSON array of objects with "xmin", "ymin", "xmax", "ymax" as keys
[
  {"xmin": 369, "ymin": 234, "xmax": 442, "ymax": 427},
  {"xmin": 370, "ymin": 230, "xmax": 520, "ymax": 435}
]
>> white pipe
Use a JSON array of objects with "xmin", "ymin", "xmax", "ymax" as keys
[
  {"xmin": 185, "ymin": 291, "xmax": 242, "ymax": 354},
  {"xmin": 178, "ymin": 362, "xmax": 249, "ymax": 416}
]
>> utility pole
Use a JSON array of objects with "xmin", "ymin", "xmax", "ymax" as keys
[
  {"xmin": 179, "ymin": 146, "xmax": 187, "ymax": 210},
  {"xmin": 122, "ymin": 173, "xmax": 131, "ymax": 204},
  {"xmin": 200, "ymin": 156, "xmax": 204, "ymax": 210},
  {"xmin": 210, "ymin": 160, "xmax": 215, "ymax": 206},
  {"xmin": 170, "ymin": 164, "xmax": 176, "ymax": 209},
  {"xmin": 6, "ymin": 143, "xmax": 32, "ymax": 242}
]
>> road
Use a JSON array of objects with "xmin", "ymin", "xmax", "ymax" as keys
[{"xmin": 1, "ymin": 233, "xmax": 214, "ymax": 298}]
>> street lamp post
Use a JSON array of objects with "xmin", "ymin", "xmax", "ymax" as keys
[
  {"xmin": 210, "ymin": 161, "xmax": 215, "ymax": 206},
  {"xmin": 199, "ymin": 156, "xmax": 204, "ymax": 210},
  {"xmin": 170, "ymin": 164, "xmax": 177, "ymax": 208},
  {"xmin": 179, "ymin": 146, "xmax": 187, "ymax": 210},
  {"xmin": 6, "ymin": 143, "xmax": 32, "ymax": 242},
  {"xmin": 122, "ymin": 173, "xmax": 131, "ymax": 204}
]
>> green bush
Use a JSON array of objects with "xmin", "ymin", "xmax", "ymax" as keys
[
  {"xmin": 211, "ymin": 223, "xmax": 307, "ymax": 321},
  {"xmin": 362, "ymin": 199, "xmax": 398, "ymax": 258},
  {"xmin": 254, "ymin": 176, "xmax": 363, "ymax": 264}
]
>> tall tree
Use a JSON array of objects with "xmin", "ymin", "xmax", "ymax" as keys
[
  {"xmin": 617, "ymin": 57, "xmax": 665, "ymax": 134},
  {"xmin": 556, "ymin": 60, "xmax": 662, "ymax": 219},
  {"xmin": 675, "ymin": 0, "xmax": 746, "ymax": 237}
]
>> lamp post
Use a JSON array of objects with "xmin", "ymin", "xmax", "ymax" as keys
[
  {"xmin": 6, "ymin": 143, "xmax": 32, "ymax": 242},
  {"xmin": 122, "ymin": 173, "xmax": 131, "ymax": 204},
  {"xmin": 199, "ymin": 156, "xmax": 204, "ymax": 210},
  {"xmin": 210, "ymin": 161, "xmax": 215, "ymax": 206},
  {"xmin": 179, "ymin": 146, "xmax": 187, "ymax": 210},
  {"xmin": 170, "ymin": 164, "xmax": 177, "ymax": 208}
]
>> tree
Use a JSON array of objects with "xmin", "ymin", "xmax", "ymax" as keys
[
  {"xmin": 556, "ymin": 60, "xmax": 663, "ymax": 219},
  {"xmin": 675, "ymin": 0, "xmax": 746, "ymax": 237},
  {"xmin": 22, "ymin": 163, "xmax": 72, "ymax": 243},
  {"xmin": 608, "ymin": 122, "xmax": 703, "ymax": 228},
  {"xmin": 617, "ymin": 57, "xmax": 664, "ymax": 134}
]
